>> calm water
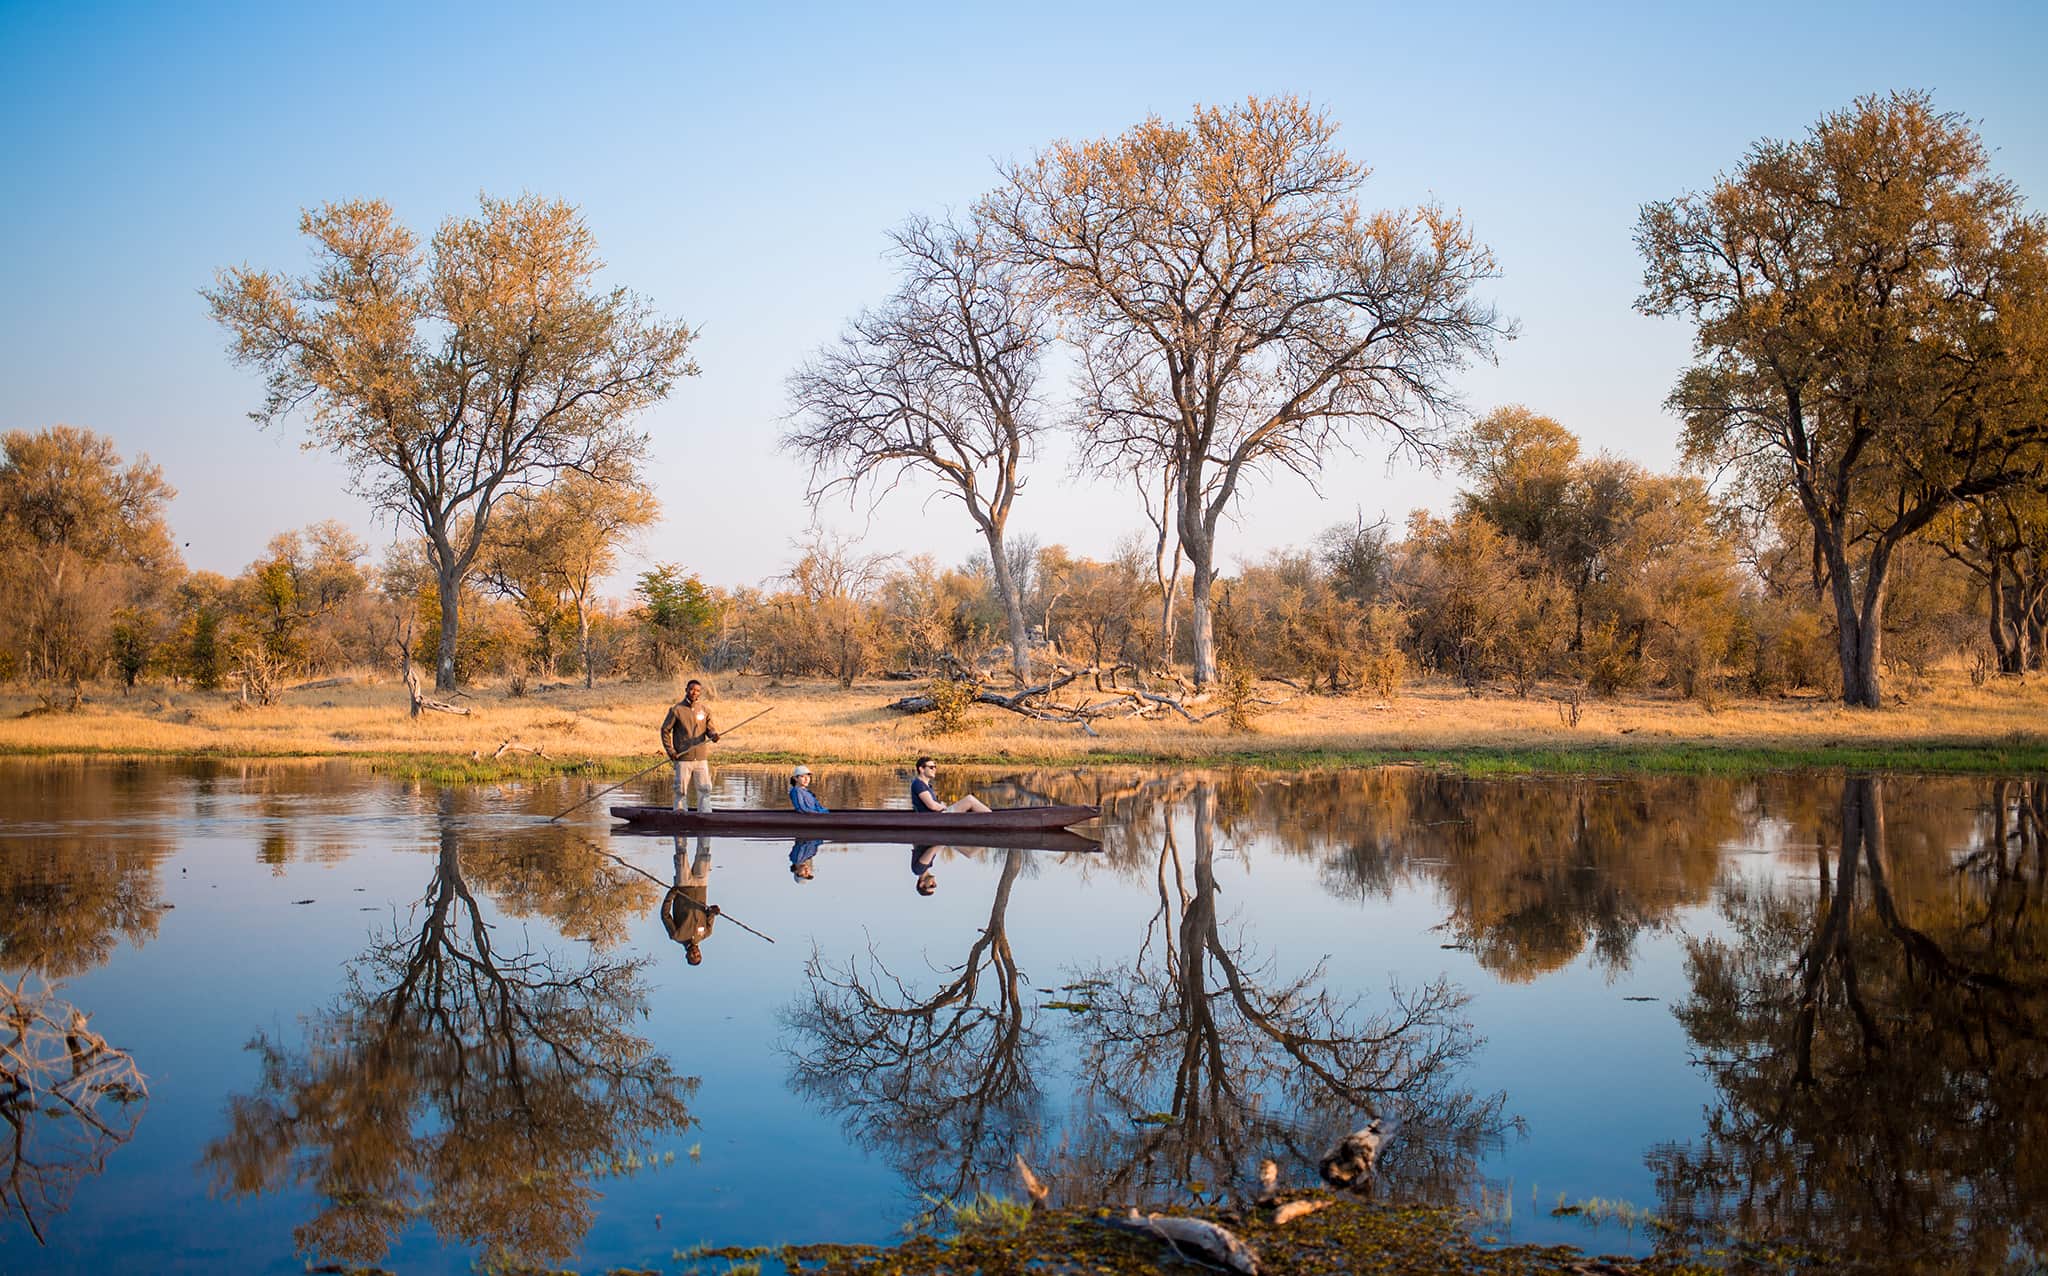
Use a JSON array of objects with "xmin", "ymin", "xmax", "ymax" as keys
[{"xmin": 1, "ymin": 759, "xmax": 2043, "ymax": 1273}]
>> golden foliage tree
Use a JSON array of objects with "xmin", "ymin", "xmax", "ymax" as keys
[
  {"xmin": 1638, "ymin": 92, "xmax": 2048, "ymax": 707},
  {"xmin": 477, "ymin": 473, "xmax": 658, "ymax": 685},
  {"xmin": 207, "ymin": 194, "xmax": 697, "ymax": 692},
  {"xmin": 0, "ymin": 426, "xmax": 178, "ymax": 706}
]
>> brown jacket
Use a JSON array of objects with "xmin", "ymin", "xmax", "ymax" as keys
[{"xmin": 660, "ymin": 698, "xmax": 716, "ymax": 760}]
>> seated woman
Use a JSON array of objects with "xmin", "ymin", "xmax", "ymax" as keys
[
  {"xmin": 789, "ymin": 764, "xmax": 830, "ymax": 814},
  {"xmin": 910, "ymin": 757, "xmax": 991, "ymax": 814}
]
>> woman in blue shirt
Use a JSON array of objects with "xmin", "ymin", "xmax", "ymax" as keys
[{"xmin": 789, "ymin": 764, "xmax": 830, "ymax": 814}]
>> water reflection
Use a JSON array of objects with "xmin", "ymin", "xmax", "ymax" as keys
[
  {"xmin": 1083, "ymin": 769, "xmax": 1740, "ymax": 982},
  {"xmin": 6, "ymin": 759, "xmax": 2048, "ymax": 1270},
  {"xmin": 788, "ymin": 845, "xmax": 1040, "ymax": 1209},
  {"xmin": 1055, "ymin": 781, "xmax": 1512, "ymax": 1206},
  {"xmin": 1, "ymin": 975, "xmax": 148, "ymax": 1244},
  {"xmin": 1652, "ymin": 777, "xmax": 2048, "ymax": 1272},
  {"xmin": 0, "ymin": 762, "xmax": 173, "ymax": 978},
  {"xmin": 203, "ymin": 799, "xmax": 695, "ymax": 1270},
  {"xmin": 787, "ymin": 780, "xmax": 1514, "ymax": 1215},
  {"xmin": 661, "ymin": 836, "xmax": 717, "ymax": 964}
]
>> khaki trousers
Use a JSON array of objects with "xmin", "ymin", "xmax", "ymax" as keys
[{"xmin": 673, "ymin": 758, "xmax": 712, "ymax": 811}]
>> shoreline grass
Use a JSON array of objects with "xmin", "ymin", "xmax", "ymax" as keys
[
  {"xmin": 3, "ymin": 669, "xmax": 2044, "ymax": 782},
  {"xmin": 5, "ymin": 737, "xmax": 2045, "ymax": 785}
]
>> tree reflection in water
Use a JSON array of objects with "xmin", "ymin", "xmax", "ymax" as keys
[
  {"xmin": 1652, "ymin": 777, "xmax": 2048, "ymax": 1272},
  {"xmin": 203, "ymin": 801, "xmax": 694, "ymax": 1270},
  {"xmin": 0, "ymin": 975, "xmax": 147, "ymax": 1245},
  {"xmin": 787, "ymin": 781, "xmax": 1512, "ymax": 1215},
  {"xmin": 788, "ymin": 846, "xmax": 1041, "ymax": 1213}
]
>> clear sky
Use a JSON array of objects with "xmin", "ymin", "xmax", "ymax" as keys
[{"xmin": 4, "ymin": 0, "xmax": 2044, "ymax": 591}]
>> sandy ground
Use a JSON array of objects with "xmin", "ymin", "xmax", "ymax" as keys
[{"xmin": 3, "ymin": 667, "xmax": 2043, "ymax": 770}]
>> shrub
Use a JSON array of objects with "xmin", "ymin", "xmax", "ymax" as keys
[
  {"xmin": 1581, "ymin": 619, "xmax": 1645, "ymax": 698},
  {"xmin": 925, "ymin": 672, "xmax": 979, "ymax": 735},
  {"xmin": 1218, "ymin": 664, "xmax": 1263, "ymax": 732}
]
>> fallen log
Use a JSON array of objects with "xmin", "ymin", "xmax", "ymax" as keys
[
  {"xmin": 286, "ymin": 675, "xmax": 357, "ymax": 692},
  {"xmin": 886, "ymin": 666, "xmax": 1212, "ymax": 732},
  {"xmin": 482, "ymin": 738, "xmax": 550, "ymax": 760}
]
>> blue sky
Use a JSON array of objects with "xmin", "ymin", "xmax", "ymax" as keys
[{"xmin": 4, "ymin": 0, "xmax": 2044, "ymax": 588}]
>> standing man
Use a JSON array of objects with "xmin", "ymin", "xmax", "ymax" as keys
[{"xmin": 660, "ymin": 678, "xmax": 719, "ymax": 812}]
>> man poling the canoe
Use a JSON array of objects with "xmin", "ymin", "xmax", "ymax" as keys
[
  {"xmin": 661, "ymin": 679, "xmax": 718, "ymax": 812},
  {"xmin": 547, "ymin": 704, "xmax": 775, "ymax": 823}
]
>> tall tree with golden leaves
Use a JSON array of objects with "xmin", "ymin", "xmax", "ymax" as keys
[
  {"xmin": 985, "ymin": 96, "xmax": 1507, "ymax": 686},
  {"xmin": 1638, "ymin": 92, "xmax": 2048, "ymax": 708},
  {"xmin": 207, "ymin": 195, "xmax": 697, "ymax": 691}
]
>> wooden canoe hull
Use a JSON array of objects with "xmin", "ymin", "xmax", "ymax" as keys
[
  {"xmin": 610, "ymin": 822, "xmax": 1103, "ymax": 854},
  {"xmin": 608, "ymin": 804, "xmax": 1099, "ymax": 837}
]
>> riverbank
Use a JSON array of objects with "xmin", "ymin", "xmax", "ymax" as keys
[
  {"xmin": 3, "ymin": 669, "xmax": 2044, "ymax": 780},
  {"xmin": 683, "ymin": 1199, "xmax": 1768, "ymax": 1275}
]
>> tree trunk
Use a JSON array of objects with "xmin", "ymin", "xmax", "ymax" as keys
[
  {"xmin": 1158, "ymin": 579, "xmax": 1178, "ymax": 670},
  {"xmin": 1188, "ymin": 561, "xmax": 1218, "ymax": 688},
  {"xmin": 577, "ymin": 597, "xmax": 593, "ymax": 690},
  {"xmin": 435, "ymin": 568, "xmax": 461, "ymax": 692},
  {"xmin": 1823, "ymin": 534, "xmax": 1891, "ymax": 710},
  {"xmin": 984, "ymin": 527, "xmax": 1030, "ymax": 684},
  {"xmin": 1988, "ymin": 561, "xmax": 2023, "ymax": 673}
]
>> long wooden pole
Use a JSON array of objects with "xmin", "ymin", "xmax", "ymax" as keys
[
  {"xmin": 547, "ymin": 705, "xmax": 776, "ymax": 822},
  {"xmin": 549, "ymin": 758, "xmax": 668, "ymax": 822}
]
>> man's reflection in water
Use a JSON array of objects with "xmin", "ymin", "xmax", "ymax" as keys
[
  {"xmin": 661, "ymin": 836, "xmax": 718, "ymax": 966},
  {"xmin": 790, "ymin": 839, "xmax": 822, "ymax": 882},
  {"xmin": 911, "ymin": 844, "xmax": 942, "ymax": 896}
]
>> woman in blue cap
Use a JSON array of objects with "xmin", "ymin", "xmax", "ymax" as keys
[{"xmin": 788, "ymin": 764, "xmax": 830, "ymax": 814}]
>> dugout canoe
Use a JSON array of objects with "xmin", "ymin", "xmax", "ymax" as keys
[
  {"xmin": 608, "ymin": 804, "xmax": 1098, "ymax": 837},
  {"xmin": 611, "ymin": 823, "xmax": 1103, "ymax": 854}
]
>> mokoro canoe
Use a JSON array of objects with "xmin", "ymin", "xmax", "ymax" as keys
[
  {"xmin": 611, "ymin": 823, "xmax": 1103, "ymax": 853},
  {"xmin": 608, "ymin": 803, "xmax": 1098, "ymax": 836}
]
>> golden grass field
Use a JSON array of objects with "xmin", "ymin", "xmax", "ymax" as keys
[{"xmin": 3, "ymin": 666, "xmax": 2044, "ymax": 776}]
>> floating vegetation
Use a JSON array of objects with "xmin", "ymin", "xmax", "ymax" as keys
[
  {"xmin": 1042, "ymin": 999, "xmax": 1095, "ymax": 1012},
  {"xmin": 678, "ymin": 1201, "xmax": 1736, "ymax": 1275},
  {"xmin": 927, "ymin": 1190, "xmax": 1033, "ymax": 1236},
  {"xmin": 1551, "ymin": 1194, "xmax": 1663, "ymax": 1232}
]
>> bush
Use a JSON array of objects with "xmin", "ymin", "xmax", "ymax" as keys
[
  {"xmin": 925, "ymin": 672, "xmax": 979, "ymax": 736},
  {"xmin": 1218, "ymin": 664, "xmax": 1263, "ymax": 732},
  {"xmin": 1581, "ymin": 619, "xmax": 1646, "ymax": 698},
  {"xmin": 1359, "ymin": 603, "xmax": 1408, "ymax": 700}
]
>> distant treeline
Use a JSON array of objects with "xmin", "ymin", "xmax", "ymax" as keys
[{"xmin": 0, "ymin": 405, "xmax": 2025, "ymax": 708}]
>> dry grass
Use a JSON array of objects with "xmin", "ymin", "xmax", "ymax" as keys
[{"xmin": 2, "ymin": 667, "xmax": 2044, "ymax": 775}]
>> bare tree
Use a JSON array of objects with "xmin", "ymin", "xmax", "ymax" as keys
[
  {"xmin": 785, "ymin": 213, "xmax": 1049, "ymax": 682},
  {"xmin": 985, "ymin": 96, "xmax": 1507, "ymax": 686},
  {"xmin": 208, "ymin": 194, "xmax": 697, "ymax": 692}
]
